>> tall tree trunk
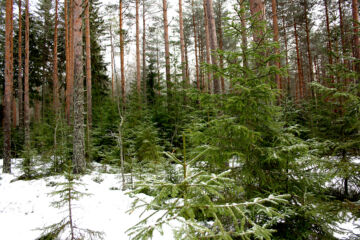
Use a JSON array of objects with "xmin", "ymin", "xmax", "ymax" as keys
[
  {"xmin": 85, "ymin": 0, "xmax": 92, "ymax": 161},
  {"xmin": 162, "ymin": 0, "xmax": 171, "ymax": 103},
  {"xmin": 179, "ymin": 0, "xmax": 187, "ymax": 87},
  {"xmin": 205, "ymin": 0, "xmax": 220, "ymax": 93},
  {"xmin": 324, "ymin": 0, "xmax": 333, "ymax": 66},
  {"xmin": 304, "ymin": 0, "xmax": 314, "ymax": 92},
  {"xmin": 216, "ymin": 0, "xmax": 225, "ymax": 93},
  {"xmin": 65, "ymin": 0, "xmax": 70, "ymax": 115},
  {"xmin": 24, "ymin": 0, "xmax": 30, "ymax": 149},
  {"xmin": 294, "ymin": 19, "xmax": 304, "ymax": 100},
  {"xmin": 10, "ymin": 1, "xmax": 15, "ymax": 128},
  {"xmin": 203, "ymin": 0, "xmax": 212, "ymax": 93},
  {"xmin": 12, "ymin": 96, "xmax": 16, "ymax": 127},
  {"xmin": 110, "ymin": 25, "xmax": 115, "ymax": 98},
  {"xmin": 120, "ymin": 0, "xmax": 126, "ymax": 106},
  {"xmin": 240, "ymin": 0, "xmax": 248, "ymax": 68},
  {"xmin": 352, "ymin": 0, "xmax": 360, "ymax": 79},
  {"xmin": 191, "ymin": 0, "xmax": 200, "ymax": 90},
  {"xmin": 4, "ymin": 0, "xmax": 13, "ymax": 173},
  {"xmin": 282, "ymin": 16, "xmax": 290, "ymax": 94},
  {"xmin": 73, "ymin": 0, "xmax": 86, "ymax": 173},
  {"xmin": 18, "ymin": 0, "xmax": 23, "ymax": 127},
  {"xmin": 142, "ymin": 0, "xmax": 147, "ymax": 101},
  {"xmin": 66, "ymin": 0, "xmax": 75, "ymax": 124},
  {"xmin": 53, "ymin": 0, "xmax": 59, "ymax": 112},
  {"xmin": 249, "ymin": 0, "xmax": 265, "ymax": 43},
  {"xmin": 136, "ymin": 0, "xmax": 141, "ymax": 95},
  {"xmin": 271, "ymin": 0, "xmax": 281, "ymax": 91}
]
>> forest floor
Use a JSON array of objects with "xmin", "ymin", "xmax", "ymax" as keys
[
  {"xmin": 0, "ymin": 159, "xmax": 177, "ymax": 240},
  {"xmin": 0, "ymin": 158, "xmax": 359, "ymax": 240}
]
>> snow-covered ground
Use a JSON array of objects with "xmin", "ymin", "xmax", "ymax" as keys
[{"xmin": 0, "ymin": 159, "xmax": 177, "ymax": 240}]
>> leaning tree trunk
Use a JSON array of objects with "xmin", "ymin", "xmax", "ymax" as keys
[
  {"xmin": 73, "ymin": 0, "xmax": 86, "ymax": 173},
  {"xmin": 3, "ymin": 0, "xmax": 13, "ymax": 173}
]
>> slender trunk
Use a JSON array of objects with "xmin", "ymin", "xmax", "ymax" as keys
[
  {"xmin": 294, "ymin": 19, "xmax": 304, "ymax": 100},
  {"xmin": 339, "ymin": 0, "xmax": 349, "ymax": 85},
  {"xmin": 240, "ymin": 0, "xmax": 248, "ymax": 68},
  {"xmin": 73, "ymin": 0, "xmax": 86, "ymax": 173},
  {"xmin": 65, "ymin": 0, "xmax": 70, "ymax": 115},
  {"xmin": 271, "ymin": 0, "xmax": 281, "ymax": 90},
  {"xmin": 142, "ymin": 0, "xmax": 147, "ymax": 101},
  {"xmin": 85, "ymin": 0, "xmax": 92, "ymax": 128},
  {"xmin": 162, "ymin": 0, "xmax": 171, "ymax": 103},
  {"xmin": 191, "ymin": 0, "xmax": 200, "ymax": 90},
  {"xmin": 85, "ymin": 0, "xmax": 92, "ymax": 161},
  {"xmin": 110, "ymin": 25, "xmax": 115, "ymax": 98},
  {"xmin": 3, "ymin": 0, "xmax": 13, "ymax": 173},
  {"xmin": 216, "ymin": 1, "xmax": 225, "ymax": 93},
  {"xmin": 203, "ymin": 0, "xmax": 212, "ymax": 93},
  {"xmin": 24, "ymin": 0, "xmax": 30, "ymax": 149},
  {"xmin": 136, "ymin": 0, "xmax": 141, "ymax": 95},
  {"xmin": 282, "ymin": 16, "xmax": 290, "ymax": 94},
  {"xmin": 10, "ymin": 1, "xmax": 15, "ymax": 128},
  {"xmin": 18, "ymin": 0, "xmax": 23, "ymax": 127},
  {"xmin": 324, "ymin": 0, "xmax": 333, "ymax": 66},
  {"xmin": 179, "ymin": 0, "xmax": 187, "ymax": 87},
  {"xmin": 205, "ymin": 0, "xmax": 219, "ymax": 93},
  {"xmin": 352, "ymin": 0, "xmax": 360, "ymax": 79},
  {"xmin": 53, "ymin": 0, "xmax": 59, "ymax": 112},
  {"xmin": 304, "ymin": 0, "xmax": 314, "ymax": 95},
  {"xmin": 185, "ymin": 39, "xmax": 190, "ymax": 82},
  {"xmin": 120, "ymin": 0, "xmax": 126, "ymax": 106}
]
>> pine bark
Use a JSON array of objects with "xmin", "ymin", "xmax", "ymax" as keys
[
  {"xmin": 120, "ymin": 0, "xmax": 126, "ymax": 105},
  {"xmin": 249, "ymin": 0, "xmax": 265, "ymax": 43},
  {"xmin": 18, "ymin": 0, "xmax": 23, "ymax": 127},
  {"xmin": 73, "ymin": 0, "xmax": 86, "ymax": 173},
  {"xmin": 179, "ymin": 0, "xmax": 187, "ymax": 86},
  {"xmin": 24, "ymin": 0, "xmax": 30, "ymax": 148},
  {"xmin": 53, "ymin": 0, "xmax": 59, "ymax": 112},
  {"xmin": 66, "ymin": 0, "xmax": 75, "ymax": 124},
  {"xmin": 191, "ymin": 0, "xmax": 200, "ymax": 90},
  {"xmin": 162, "ymin": 0, "xmax": 171, "ymax": 101},
  {"xmin": 271, "ymin": 0, "xmax": 281, "ymax": 90},
  {"xmin": 85, "ymin": 0, "xmax": 92, "ymax": 128},
  {"xmin": 136, "ymin": 0, "xmax": 141, "ymax": 95},
  {"xmin": 4, "ymin": 0, "xmax": 13, "ymax": 173}
]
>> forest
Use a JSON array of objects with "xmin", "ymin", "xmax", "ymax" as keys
[{"xmin": 0, "ymin": 0, "xmax": 360, "ymax": 239}]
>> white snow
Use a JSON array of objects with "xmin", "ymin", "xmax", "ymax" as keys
[{"xmin": 0, "ymin": 159, "xmax": 177, "ymax": 240}]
